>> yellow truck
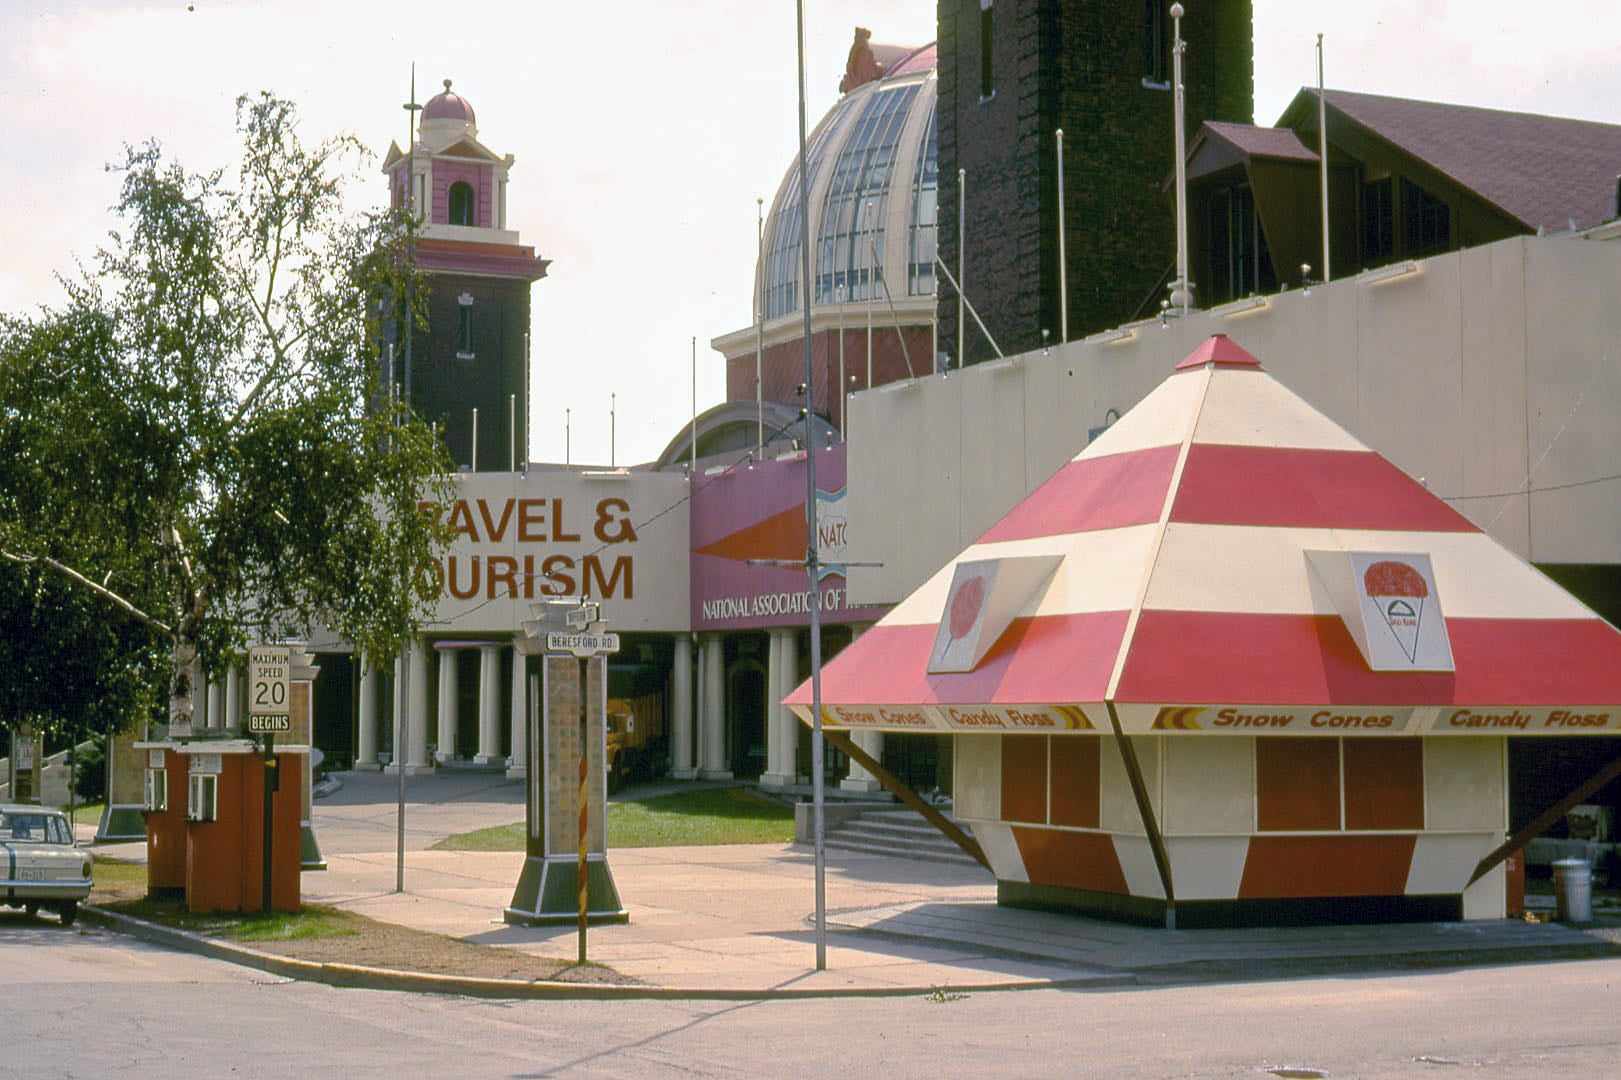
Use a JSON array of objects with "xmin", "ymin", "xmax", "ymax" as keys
[{"xmin": 605, "ymin": 663, "xmax": 667, "ymax": 792}]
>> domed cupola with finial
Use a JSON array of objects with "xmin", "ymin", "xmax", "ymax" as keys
[{"xmin": 383, "ymin": 78, "xmax": 538, "ymax": 243}]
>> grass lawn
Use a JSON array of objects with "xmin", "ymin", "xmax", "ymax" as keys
[
  {"xmin": 89, "ymin": 856, "xmax": 354, "ymax": 941},
  {"xmin": 90, "ymin": 856, "xmax": 147, "ymax": 897},
  {"xmin": 434, "ymin": 786, "xmax": 796, "ymax": 852},
  {"xmin": 104, "ymin": 897, "xmax": 359, "ymax": 942}
]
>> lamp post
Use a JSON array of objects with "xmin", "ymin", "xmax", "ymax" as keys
[
  {"xmin": 794, "ymin": 0, "xmax": 828, "ymax": 971},
  {"xmin": 836, "ymin": 283, "xmax": 846, "ymax": 438},
  {"xmin": 756, "ymin": 197, "xmax": 766, "ymax": 453},
  {"xmin": 865, "ymin": 198, "xmax": 875, "ymax": 390}
]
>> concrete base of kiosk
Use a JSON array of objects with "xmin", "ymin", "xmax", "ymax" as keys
[
  {"xmin": 95, "ymin": 804, "xmax": 147, "ymax": 843},
  {"xmin": 503, "ymin": 854, "xmax": 628, "ymax": 926},
  {"xmin": 998, "ymin": 879, "xmax": 1465, "ymax": 929},
  {"xmin": 300, "ymin": 822, "xmax": 326, "ymax": 871}
]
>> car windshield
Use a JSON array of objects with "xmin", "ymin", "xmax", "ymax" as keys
[{"xmin": 0, "ymin": 812, "xmax": 72, "ymax": 844}]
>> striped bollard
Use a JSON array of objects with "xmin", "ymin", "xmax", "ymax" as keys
[{"xmin": 578, "ymin": 659, "xmax": 589, "ymax": 964}]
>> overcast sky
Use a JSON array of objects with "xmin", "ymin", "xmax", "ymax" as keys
[{"xmin": 3, "ymin": 1, "xmax": 1616, "ymax": 466}]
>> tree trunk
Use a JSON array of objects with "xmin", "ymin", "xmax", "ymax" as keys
[{"xmin": 169, "ymin": 637, "xmax": 197, "ymax": 738}]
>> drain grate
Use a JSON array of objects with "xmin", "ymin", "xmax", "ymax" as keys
[{"xmin": 1265, "ymin": 1070, "xmax": 1326, "ymax": 1079}]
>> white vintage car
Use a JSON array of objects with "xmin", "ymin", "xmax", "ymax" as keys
[{"xmin": 1, "ymin": 805, "xmax": 93, "ymax": 926}]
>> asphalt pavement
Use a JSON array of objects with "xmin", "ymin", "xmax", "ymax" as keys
[{"xmin": 85, "ymin": 769, "xmax": 1621, "ymax": 998}]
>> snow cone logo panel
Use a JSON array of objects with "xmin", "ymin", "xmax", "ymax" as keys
[
  {"xmin": 928, "ymin": 562, "xmax": 996, "ymax": 673},
  {"xmin": 1350, "ymin": 552, "xmax": 1454, "ymax": 672}
]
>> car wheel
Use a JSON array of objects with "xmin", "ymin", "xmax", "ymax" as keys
[
  {"xmin": 24, "ymin": 902, "xmax": 39, "ymax": 918},
  {"xmin": 57, "ymin": 901, "xmax": 78, "ymax": 928}
]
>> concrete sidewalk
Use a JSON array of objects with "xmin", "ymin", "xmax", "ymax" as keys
[
  {"xmin": 295, "ymin": 771, "xmax": 1621, "ymax": 993},
  {"xmin": 91, "ymin": 769, "xmax": 1621, "ymax": 996}
]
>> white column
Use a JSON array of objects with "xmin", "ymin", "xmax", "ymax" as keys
[
  {"xmin": 390, "ymin": 651, "xmax": 403, "ymax": 767},
  {"xmin": 699, "ymin": 634, "xmax": 731, "ymax": 779},
  {"xmin": 760, "ymin": 630, "xmax": 792, "ymax": 789},
  {"xmin": 670, "ymin": 634, "xmax": 695, "ymax": 779},
  {"xmin": 196, "ymin": 669, "xmax": 212, "ymax": 729},
  {"xmin": 207, "ymin": 672, "xmax": 224, "ymax": 731},
  {"xmin": 436, "ymin": 647, "xmax": 458, "ymax": 763},
  {"xmin": 841, "ymin": 625, "xmax": 883, "ymax": 792},
  {"xmin": 405, "ymin": 636, "xmax": 431, "ymax": 773},
  {"xmin": 780, "ymin": 630, "xmax": 800, "ymax": 782},
  {"xmin": 476, "ymin": 644, "xmax": 502, "ymax": 764},
  {"xmin": 695, "ymin": 634, "xmax": 713, "ymax": 774},
  {"xmin": 356, "ymin": 651, "xmax": 379, "ymax": 769},
  {"xmin": 223, "ymin": 662, "xmax": 242, "ymax": 731},
  {"xmin": 507, "ymin": 643, "xmax": 527, "ymax": 778},
  {"xmin": 840, "ymin": 729, "xmax": 885, "ymax": 792}
]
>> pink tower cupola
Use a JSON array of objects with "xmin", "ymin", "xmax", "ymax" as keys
[
  {"xmin": 379, "ymin": 78, "xmax": 548, "ymax": 474},
  {"xmin": 383, "ymin": 78, "xmax": 527, "ymax": 238}
]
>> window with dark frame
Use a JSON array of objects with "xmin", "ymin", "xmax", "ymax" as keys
[
  {"xmin": 1205, "ymin": 182, "xmax": 1276, "ymax": 305},
  {"xmin": 979, "ymin": 1, "xmax": 994, "ymax": 101},
  {"xmin": 1207, "ymin": 189, "xmax": 1233, "ymax": 303},
  {"xmin": 456, "ymin": 299, "xmax": 474, "ymax": 357},
  {"xmin": 448, "ymin": 180, "xmax": 476, "ymax": 226},
  {"xmin": 1401, "ymin": 177, "xmax": 1450, "ymax": 253},
  {"xmin": 1362, "ymin": 176, "xmax": 1394, "ymax": 262},
  {"xmin": 1143, "ymin": 0, "xmax": 1169, "ymax": 85}
]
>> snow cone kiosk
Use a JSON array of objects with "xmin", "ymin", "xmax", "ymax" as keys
[
  {"xmin": 138, "ymin": 646, "xmax": 312, "ymax": 913},
  {"xmin": 787, "ymin": 336, "xmax": 1621, "ymax": 927}
]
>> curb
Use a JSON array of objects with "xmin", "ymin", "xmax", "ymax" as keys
[
  {"xmin": 78, "ymin": 904, "xmax": 1134, "ymax": 1000},
  {"xmin": 83, "ymin": 901, "xmax": 1619, "ymax": 1000}
]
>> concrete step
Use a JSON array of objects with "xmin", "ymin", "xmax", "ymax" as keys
[
  {"xmin": 835, "ymin": 819, "xmax": 947, "ymax": 843},
  {"xmin": 823, "ymin": 835, "xmax": 983, "ymax": 867},
  {"xmin": 823, "ymin": 805, "xmax": 982, "ymax": 867}
]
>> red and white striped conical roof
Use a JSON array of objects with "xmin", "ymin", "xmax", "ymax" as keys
[{"xmin": 786, "ymin": 335, "xmax": 1621, "ymax": 737}]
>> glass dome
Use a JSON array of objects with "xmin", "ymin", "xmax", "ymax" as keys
[{"xmin": 759, "ymin": 44, "xmax": 937, "ymax": 322}]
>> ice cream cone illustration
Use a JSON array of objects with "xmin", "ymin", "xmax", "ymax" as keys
[
  {"xmin": 1364, "ymin": 560, "xmax": 1428, "ymax": 662},
  {"xmin": 940, "ymin": 572, "xmax": 987, "ymax": 666}
]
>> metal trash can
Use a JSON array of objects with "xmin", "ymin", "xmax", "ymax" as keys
[{"xmin": 1552, "ymin": 858, "xmax": 1593, "ymax": 923}]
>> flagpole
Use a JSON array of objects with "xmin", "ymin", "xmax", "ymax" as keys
[
  {"xmin": 1171, "ymin": 3, "xmax": 1190, "ymax": 315},
  {"xmin": 1318, "ymin": 33, "xmax": 1331, "ymax": 282},
  {"xmin": 793, "ymin": 0, "xmax": 827, "ymax": 972}
]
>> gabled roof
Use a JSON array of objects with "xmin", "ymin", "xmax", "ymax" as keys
[
  {"xmin": 1200, "ymin": 121, "xmax": 1319, "ymax": 164},
  {"xmin": 1185, "ymin": 122, "xmax": 1320, "ymax": 185},
  {"xmin": 786, "ymin": 336, "xmax": 1621, "ymax": 736},
  {"xmin": 437, "ymin": 137, "xmax": 502, "ymax": 162},
  {"xmin": 380, "ymin": 135, "xmax": 504, "ymax": 173},
  {"xmin": 1282, "ymin": 88, "xmax": 1621, "ymax": 231}
]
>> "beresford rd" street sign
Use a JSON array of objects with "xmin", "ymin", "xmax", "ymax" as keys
[{"xmin": 545, "ymin": 631, "xmax": 620, "ymax": 657}]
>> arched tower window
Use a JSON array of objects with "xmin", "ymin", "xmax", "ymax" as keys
[{"xmin": 448, "ymin": 181, "xmax": 476, "ymax": 226}]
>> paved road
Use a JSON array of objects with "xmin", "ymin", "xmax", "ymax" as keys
[{"xmin": 12, "ymin": 914, "xmax": 1621, "ymax": 1078}]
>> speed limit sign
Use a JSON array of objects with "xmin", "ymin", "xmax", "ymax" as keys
[{"xmin": 248, "ymin": 645, "xmax": 291, "ymax": 732}]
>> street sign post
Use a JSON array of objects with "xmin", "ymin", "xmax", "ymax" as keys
[
  {"xmin": 247, "ymin": 714, "xmax": 292, "ymax": 734},
  {"xmin": 505, "ymin": 600, "xmax": 628, "ymax": 939},
  {"xmin": 248, "ymin": 647, "xmax": 291, "ymax": 724},
  {"xmin": 545, "ymin": 631, "xmax": 620, "ymax": 657},
  {"xmin": 247, "ymin": 644, "xmax": 291, "ymax": 913}
]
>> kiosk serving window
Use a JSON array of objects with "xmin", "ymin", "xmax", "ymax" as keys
[
  {"xmin": 187, "ymin": 773, "xmax": 218, "ymax": 822},
  {"xmin": 144, "ymin": 768, "xmax": 167, "ymax": 812}
]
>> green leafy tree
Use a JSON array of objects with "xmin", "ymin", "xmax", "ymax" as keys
[{"xmin": 0, "ymin": 92, "xmax": 454, "ymax": 738}]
